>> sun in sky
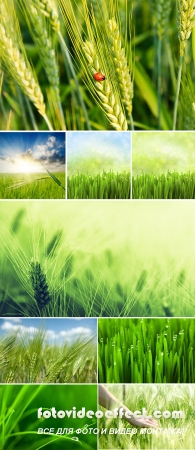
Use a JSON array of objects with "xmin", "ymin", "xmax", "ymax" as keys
[
  {"xmin": 0, "ymin": 132, "xmax": 66, "ymax": 174},
  {"xmin": 14, "ymin": 155, "xmax": 38, "ymax": 173}
]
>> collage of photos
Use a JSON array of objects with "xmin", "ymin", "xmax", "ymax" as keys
[{"xmin": 1, "ymin": 1, "xmax": 195, "ymax": 450}]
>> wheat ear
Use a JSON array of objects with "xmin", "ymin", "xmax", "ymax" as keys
[
  {"xmin": 30, "ymin": 260, "xmax": 51, "ymax": 308},
  {"xmin": 36, "ymin": 0, "xmax": 60, "ymax": 32},
  {"xmin": 0, "ymin": 2, "xmax": 53, "ymax": 129},
  {"xmin": 178, "ymin": 0, "xmax": 195, "ymax": 56},
  {"xmin": 156, "ymin": 0, "xmax": 172, "ymax": 39},
  {"xmin": 173, "ymin": 1, "xmax": 195, "ymax": 129},
  {"xmin": 20, "ymin": 2, "xmax": 60, "ymax": 98},
  {"xmin": 84, "ymin": 40, "xmax": 128, "ymax": 131},
  {"xmin": 107, "ymin": 18, "xmax": 133, "ymax": 120}
]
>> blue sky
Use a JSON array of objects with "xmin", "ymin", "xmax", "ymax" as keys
[
  {"xmin": 0, "ymin": 318, "xmax": 96, "ymax": 344},
  {"xmin": 67, "ymin": 131, "xmax": 131, "ymax": 175},
  {"xmin": 0, "ymin": 132, "xmax": 66, "ymax": 173}
]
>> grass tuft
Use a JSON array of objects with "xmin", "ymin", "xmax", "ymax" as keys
[
  {"xmin": 98, "ymin": 318, "xmax": 195, "ymax": 383},
  {"xmin": 68, "ymin": 170, "xmax": 130, "ymax": 199},
  {"xmin": 132, "ymin": 170, "xmax": 195, "ymax": 199}
]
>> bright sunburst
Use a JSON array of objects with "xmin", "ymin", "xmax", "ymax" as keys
[
  {"xmin": 0, "ymin": 131, "xmax": 65, "ymax": 174},
  {"xmin": 15, "ymin": 158, "xmax": 37, "ymax": 173}
]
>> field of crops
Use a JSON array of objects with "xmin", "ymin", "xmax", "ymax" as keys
[
  {"xmin": 68, "ymin": 171, "xmax": 130, "ymax": 199},
  {"xmin": 132, "ymin": 171, "xmax": 195, "ymax": 199},
  {"xmin": 0, "ymin": 324, "xmax": 96, "ymax": 383},
  {"xmin": 1, "ymin": 0, "xmax": 195, "ymax": 131},
  {"xmin": 1, "ymin": 201, "xmax": 195, "ymax": 317},
  {"xmin": 99, "ymin": 384, "xmax": 195, "ymax": 449},
  {"xmin": 98, "ymin": 318, "xmax": 195, "ymax": 383},
  {"xmin": 0, "ymin": 172, "xmax": 65, "ymax": 199}
]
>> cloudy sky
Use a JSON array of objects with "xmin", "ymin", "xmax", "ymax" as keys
[
  {"xmin": 67, "ymin": 131, "xmax": 131, "ymax": 175},
  {"xmin": 0, "ymin": 318, "xmax": 96, "ymax": 344},
  {"xmin": 0, "ymin": 132, "xmax": 65, "ymax": 173}
]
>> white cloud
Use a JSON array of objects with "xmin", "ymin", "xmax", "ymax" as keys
[
  {"xmin": 7, "ymin": 318, "xmax": 21, "ymax": 323},
  {"xmin": 47, "ymin": 136, "xmax": 56, "ymax": 147},
  {"xmin": 1, "ymin": 321, "xmax": 38, "ymax": 334},
  {"xmin": 0, "ymin": 321, "xmax": 93, "ymax": 343},
  {"xmin": 60, "ymin": 327, "xmax": 92, "ymax": 337},
  {"xmin": 1, "ymin": 321, "xmax": 20, "ymax": 331},
  {"xmin": 45, "ymin": 329, "xmax": 58, "ymax": 340},
  {"xmin": 1, "ymin": 322, "xmax": 57, "ymax": 340}
]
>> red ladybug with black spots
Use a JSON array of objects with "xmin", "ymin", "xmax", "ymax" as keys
[{"xmin": 93, "ymin": 72, "xmax": 106, "ymax": 82}]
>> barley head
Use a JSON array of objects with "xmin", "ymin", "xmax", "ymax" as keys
[
  {"xmin": 178, "ymin": 0, "xmax": 195, "ymax": 55},
  {"xmin": 84, "ymin": 40, "xmax": 128, "ymax": 130},
  {"xmin": 20, "ymin": 1, "xmax": 60, "ymax": 97},
  {"xmin": 156, "ymin": 0, "xmax": 172, "ymax": 39},
  {"xmin": 6, "ymin": 369, "xmax": 15, "ymax": 383},
  {"xmin": 0, "ymin": 1, "xmax": 45, "ymax": 116},
  {"xmin": 30, "ymin": 351, "xmax": 38, "ymax": 382},
  {"xmin": 30, "ymin": 260, "xmax": 51, "ymax": 308},
  {"xmin": 36, "ymin": 0, "xmax": 60, "ymax": 32},
  {"xmin": 108, "ymin": 18, "xmax": 133, "ymax": 116}
]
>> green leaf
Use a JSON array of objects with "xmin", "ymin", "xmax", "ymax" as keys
[{"xmin": 134, "ymin": 61, "xmax": 172, "ymax": 130}]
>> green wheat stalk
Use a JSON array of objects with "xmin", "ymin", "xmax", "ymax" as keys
[
  {"xmin": 83, "ymin": 40, "xmax": 128, "ymax": 130},
  {"xmin": 150, "ymin": 0, "xmax": 172, "ymax": 129},
  {"xmin": 30, "ymin": 260, "xmax": 52, "ymax": 308},
  {"xmin": 41, "ymin": 163, "xmax": 65, "ymax": 190},
  {"xmin": 58, "ymin": 0, "xmax": 128, "ymax": 130},
  {"xmin": 173, "ymin": 0, "xmax": 195, "ymax": 129},
  {"xmin": 0, "ymin": 0, "xmax": 52, "ymax": 130},
  {"xmin": 36, "ymin": 0, "xmax": 60, "ymax": 32},
  {"xmin": 156, "ymin": 0, "xmax": 172, "ymax": 129},
  {"xmin": 179, "ymin": 70, "xmax": 195, "ymax": 129},
  {"xmin": 107, "ymin": 18, "xmax": 134, "ymax": 128},
  {"xmin": 18, "ymin": 0, "xmax": 66, "ymax": 129},
  {"xmin": 36, "ymin": 0, "xmax": 91, "ymax": 129}
]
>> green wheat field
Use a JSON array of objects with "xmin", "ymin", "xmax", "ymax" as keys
[
  {"xmin": 98, "ymin": 318, "xmax": 195, "ymax": 383},
  {"xmin": 0, "ymin": 173, "xmax": 65, "ymax": 199},
  {"xmin": 0, "ymin": 324, "xmax": 96, "ymax": 383},
  {"xmin": 1, "ymin": 201, "xmax": 195, "ymax": 317},
  {"xmin": 99, "ymin": 385, "xmax": 195, "ymax": 450},
  {"xmin": 1, "ymin": 0, "xmax": 195, "ymax": 130}
]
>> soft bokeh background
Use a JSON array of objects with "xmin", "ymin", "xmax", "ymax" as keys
[
  {"xmin": 132, "ymin": 132, "xmax": 195, "ymax": 175},
  {"xmin": 1, "ymin": 201, "xmax": 195, "ymax": 316},
  {"xmin": 67, "ymin": 132, "xmax": 131, "ymax": 175}
]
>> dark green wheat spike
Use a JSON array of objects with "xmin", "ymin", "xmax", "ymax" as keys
[{"xmin": 30, "ymin": 261, "xmax": 51, "ymax": 308}]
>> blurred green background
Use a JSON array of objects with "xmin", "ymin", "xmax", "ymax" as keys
[
  {"xmin": 0, "ymin": 384, "xmax": 97, "ymax": 449},
  {"xmin": 132, "ymin": 132, "xmax": 195, "ymax": 175}
]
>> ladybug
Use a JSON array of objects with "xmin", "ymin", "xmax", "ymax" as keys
[{"xmin": 93, "ymin": 72, "xmax": 106, "ymax": 82}]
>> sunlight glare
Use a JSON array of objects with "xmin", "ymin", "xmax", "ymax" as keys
[{"xmin": 15, "ymin": 159, "xmax": 37, "ymax": 173}]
